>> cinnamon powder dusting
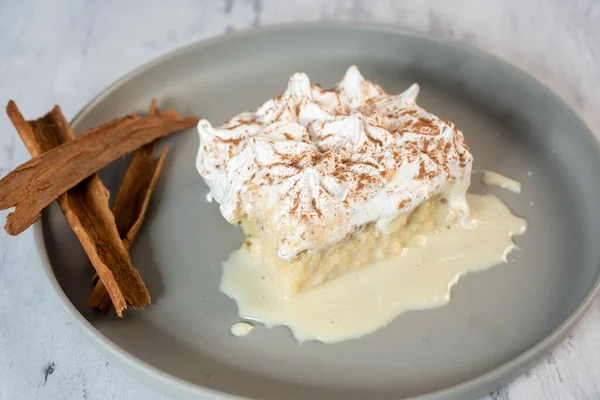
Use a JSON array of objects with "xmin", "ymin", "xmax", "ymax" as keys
[
  {"xmin": 416, "ymin": 160, "xmax": 438, "ymax": 181},
  {"xmin": 397, "ymin": 199, "xmax": 409, "ymax": 209},
  {"xmin": 195, "ymin": 67, "xmax": 473, "ymax": 262},
  {"xmin": 215, "ymin": 136, "xmax": 243, "ymax": 146},
  {"xmin": 290, "ymin": 193, "xmax": 301, "ymax": 214},
  {"xmin": 311, "ymin": 198, "xmax": 322, "ymax": 217},
  {"xmin": 382, "ymin": 169, "xmax": 395, "ymax": 181}
]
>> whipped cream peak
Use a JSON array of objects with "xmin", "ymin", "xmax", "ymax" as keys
[
  {"xmin": 336, "ymin": 65, "xmax": 384, "ymax": 110},
  {"xmin": 256, "ymin": 72, "xmax": 330, "ymax": 126},
  {"xmin": 197, "ymin": 66, "xmax": 473, "ymax": 261},
  {"xmin": 309, "ymin": 112, "xmax": 396, "ymax": 154},
  {"xmin": 398, "ymin": 83, "xmax": 420, "ymax": 103}
]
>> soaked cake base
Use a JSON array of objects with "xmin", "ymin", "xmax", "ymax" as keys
[
  {"xmin": 241, "ymin": 198, "xmax": 442, "ymax": 298},
  {"xmin": 222, "ymin": 194, "xmax": 527, "ymax": 343}
]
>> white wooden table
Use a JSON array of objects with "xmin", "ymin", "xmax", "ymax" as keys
[{"xmin": 1, "ymin": 1, "xmax": 599, "ymax": 399}]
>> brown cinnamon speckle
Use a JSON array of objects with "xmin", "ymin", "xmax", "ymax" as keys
[
  {"xmin": 416, "ymin": 160, "xmax": 436, "ymax": 180},
  {"xmin": 311, "ymin": 198, "xmax": 322, "ymax": 217},
  {"xmin": 215, "ymin": 136, "xmax": 243, "ymax": 146},
  {"xmin": 397, "ymin": 199, "xmax": 409, "ymax": 209},
  {"xmin": 383, "ymin": 169, "xmax": 395, "ymax": 181},
  {"xmin": 290, "ymin": 193, "xmax": 301, "ymax": 214}
]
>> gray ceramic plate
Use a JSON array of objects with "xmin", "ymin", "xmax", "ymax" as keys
[{"xmin": 35, "ymin": 23, "xmax": 600, "ymax": 400}]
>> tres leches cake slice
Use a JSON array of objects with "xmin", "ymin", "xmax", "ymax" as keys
[{"xmin": 197, "ymin": 66, "xmax": 473, "ymax": 298}]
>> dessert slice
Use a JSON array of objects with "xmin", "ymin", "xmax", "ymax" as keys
[{"xmin": 197, "ymin": 66, "xmax": 473, "ymax": 297}]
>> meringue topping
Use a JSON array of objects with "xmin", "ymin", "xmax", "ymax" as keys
[{"xmin": 196, "ymin": 66, "xmax": 473, "ymax": 261}]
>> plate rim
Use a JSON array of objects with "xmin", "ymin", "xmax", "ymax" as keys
[{"xmin": 32, "ymin": 21, "xmax": 600, "ymax": 400}]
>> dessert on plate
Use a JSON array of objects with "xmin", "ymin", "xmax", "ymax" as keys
[{"xmin": 196, "ymin": 66, "xmax": 473, "ymax": 298}]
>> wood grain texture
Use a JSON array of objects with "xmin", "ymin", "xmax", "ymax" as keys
[{"xmin": 1, "ymin": 1, "xmax": 599, "ymax": 399}]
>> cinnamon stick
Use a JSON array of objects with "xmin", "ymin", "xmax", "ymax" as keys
[
  {"xmin": 87, "ymin": 132, "xmax": 167, "ymax": 309},
  {"xmin": 115, "ymin": 99, "xmax": 175, "ymax": 248},
  {"xmin": 87, "ymin": 99, "xmax": 176, "ymax": 311},
  {"xmin": 86, "ymin": 281, "xmax": 112, "ymax": 312},
  {"xmin": 0, "ymin": 112, "xmax": 198, "ymax": 235},
  {"xmin": 6, "ymin": 101, "xmax": 151, "ymax": 316},
  {"xmin": 85, "ymin": 145, "xmax": 167, "ymax": 311}
]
